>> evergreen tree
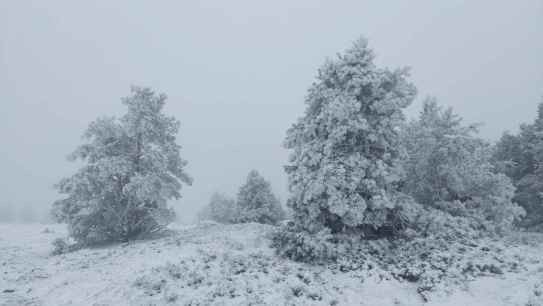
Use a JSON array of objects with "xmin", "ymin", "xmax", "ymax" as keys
[
  {"xmin": 236, "ymin": 170, "xmax": 285, "ymax": 225},
  {"xmin": 494, "ymin": 100, "xmax": 543, "ymax": 228},
  {"xmin": 402, "ymin": 99, "xmax": 524, "ymax": 232},
  {"xmin": 284, "ymin": 38, "xmax": 416, "ymax": 236},
  {"xmin": 198, "ymin": 192, "xmax": 237, "ymax": 224},
  {"xmin": 52, "ymin": 86, "xmax": 192, "ymax": 244}
]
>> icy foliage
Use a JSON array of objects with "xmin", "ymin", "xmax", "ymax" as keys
[
  {"xmin": 272, "ymin": 224, "xmax": 339, "ymax": 263},
  {"xmin": 236, "ymin": 170, "xmax": 286, "ymax": 225},
  {"xmin": 273, "ymin": 205, "xmax": 533, "ymax": 300},
  {"xmin": 494, "ymin": 101, "xmax": 543, "ymax": 229},
  {"xmin": 197, "ymin": 192, "xmax": 237, "ymax": 224},
  {"xmin": 402, "ymin": 99, "xmax": 525, "ymax": 233},
  {"xmin": 284, "ymin": 38, "xmax": 416, "ymax": 236},
  {"xmin": 51, "ymin": 86, "xmax": 192, "ymax": 244}
]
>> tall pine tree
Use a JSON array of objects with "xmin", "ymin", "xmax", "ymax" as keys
[
  {"xmin": 52, "ymin": 86, "xmax": 192, "ymax": 244},
  {"xmin": 284, "ymin": 38, "xmax": 416, "ymax": 236}
]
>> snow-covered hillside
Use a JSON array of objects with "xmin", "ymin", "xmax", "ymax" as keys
[{"xmin": 1, "ymin": 222, "xmax": 542, "ymax": 306}]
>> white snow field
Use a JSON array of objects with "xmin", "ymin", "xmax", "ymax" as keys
[{"xmin": 1, "ymin": 222, "xmax": 542, "ymax": 306}]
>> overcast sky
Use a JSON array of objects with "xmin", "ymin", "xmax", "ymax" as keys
[{"xmin": 1, "ymin": 0, "xmax": 542, "ymax": 222}]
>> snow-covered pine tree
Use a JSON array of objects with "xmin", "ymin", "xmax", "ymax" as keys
[
  {"xmin": 52, "ymin": 86, "xmax": 192, "ymax": 244},
  {"xmin": 198, "ymin": 192, "xmax": 237, "ymax": 224},
  {"xmin": 494, "ymin": 100, "xmax": 543, "ymax": 229},
  {"xmin": 284, "ymin": 38, "xmax": 416, "ymax": 237},
  {"xmin": 236, "ymin": 170, "xmax": 286, "ymax": 225},
  {"xmin": 402, "ymin": 98, "xmax": 480, "ymax": 206},
  {"xmin": 402, "ymin": 99, "xmax": 524, "ymax": 233}
]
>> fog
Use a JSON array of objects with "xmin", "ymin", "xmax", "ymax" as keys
[{"xmin": 1, "ymin": 0, "xmax": 542, "ymax": 223}]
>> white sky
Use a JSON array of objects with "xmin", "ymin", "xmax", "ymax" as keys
[{"xmin": 1, "ymin": 0, "xmax": 542, "ymax": 222}]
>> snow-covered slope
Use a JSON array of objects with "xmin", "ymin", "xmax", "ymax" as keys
[{"xmin": 0, "ymin": 222, "xmax": 542, "ymax": 306}]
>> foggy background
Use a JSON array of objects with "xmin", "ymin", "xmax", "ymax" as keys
[{"xmin": 1, "ymin": 1, "xmax": 542, "ymax": 223}]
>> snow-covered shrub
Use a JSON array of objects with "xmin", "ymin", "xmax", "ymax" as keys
[
  {"xmin": 402, "ymin": 99, "xmax": 525, "ymax": 234},
  {"xmin": 52, "ymin": 86, "xmax": 192, "ymax": 245},
  {"xmin": 41, "ymin": 227, "xmax": 54, "ymax": 234},
  {"xmin": 275, "ymin": 205, "xmax": 524, "ymax": 297},
  {"xmin": 283, "ymin": 37, "xmax": 416, "ymax": 238},
  {"xmin": 380, "ymin": 234, "xmax": 521, "ymax": 299},
  {"xmin": 273, "ymin": 197, "xmax": 468, "ymax": 264},
  {"xmin": 271, "ymin": 225, "xmax": 339, "ymax": 263},
  {"xmin": 51, "ymin": 237, "xmax": 78, "ymax": 255},
  {"xmin": 51, "ymin": 238, "xmax": 69, "ymax": 255},
  {"xmin": 236, "ymin": 170, "xmax": 286, "ymax": 225},
  {"xmin": 198, "ymin": 192, "xmax": 237, "ymax": 224},
  {"xmin": 527, "ymin": 280, "xmax": 543, "ymax": 306},
  {"xmin": 409, "ymin": 205, "xmax": 485, "ymax": 246}
]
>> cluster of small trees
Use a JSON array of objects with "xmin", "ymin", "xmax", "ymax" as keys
[
  {"xmin": 52, "ymin": 87, "xmax": 286, "ymax": 246},
  {"xmin": 52, "ymin": 37, "xmax": 541, "ymax": 251},
  {"xmin": 198, "ymin": 170, "xmax": 286, "ymax": 225},
  {"xmin": 401, "ymin": 99, "xmax": 524, "ymax": 233}
]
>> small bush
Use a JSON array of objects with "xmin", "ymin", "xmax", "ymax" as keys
[
  {"xmin": 51, "ymin": 237, "xmax": 77, "ymax": 255},
  {"xmin": 271, "ymin": 225, "xmax": 339, "ymax": 263},
  {"xmin": 41, "ymin": 227, "xmax": 54, "ymax": 234},
  {"xmin": 527, "ymin": 281, "xmax": 543, "ymax": 306},
  {"xmin": 272, "ymin": 197, "xmax": 418, "ymax": 263},
  {"xmin": 272, "ymin": 202, "xmax": 524, "ymax": 296}
]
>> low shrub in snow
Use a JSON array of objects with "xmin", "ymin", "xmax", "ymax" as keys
[
  {"xmin": 527, "ymin": 280, "xmax": 543, "ymax": 306},
  {"xmin": 51, "ymin": 237, "xmax": 78, "ymax": 255},
  {"xmin": 271, "ymin": 225, "xmax": 339, "ymax": 263},
  {"xmin": 272, "ymin": 198, "xmax": 422, "ymax": 264},
  {"xmin": 132, "ymin": 245, "xmax": 369, "ymax": 306},
  {"xmin": 41, "ymin": 227, "xmax": 54, "ymax": 234},
  {"xmin": 133, "ymin": 250, "xmax": 282, "ymax": 305},
  {"xmin": 272, "ymin": 203, "xmax": 525, "ymax": 298}
]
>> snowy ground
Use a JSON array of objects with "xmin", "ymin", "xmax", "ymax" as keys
[{"xmin": 1, "ymin": 222, "xmax": 542, "ymax": 306}]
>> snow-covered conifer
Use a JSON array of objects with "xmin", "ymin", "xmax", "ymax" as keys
[
  {"xmin": 52, "ymin": 86, "xmax": 192, "ymax": 244},
  {"xmin": 494, "ymin": 100, "xmax": 543, "ymax": 229},
  {"xmin": 236, "ymin": 170, "xmax": 286, "ymax": 225},
  {"xmin": 402, "ymin": 99, "xmax": 524, "ymax": 232},
  {"xmin": 284, "ymin": 38, "xmax": 416, "ymax": 236},
  {"xmin": 198, "ymin": 192, "xmax": 237, "ymax": 224}
]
